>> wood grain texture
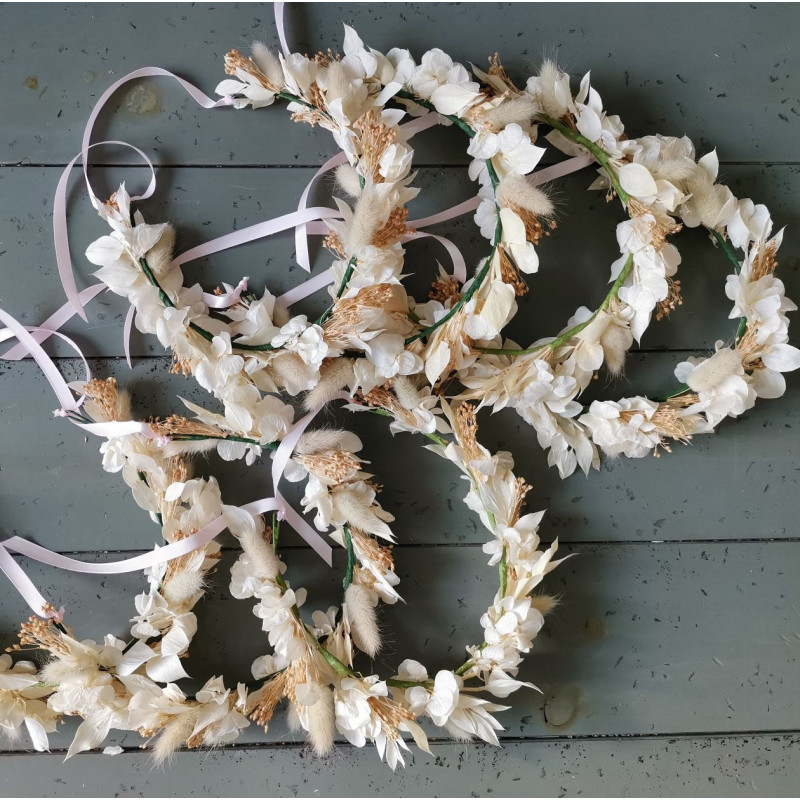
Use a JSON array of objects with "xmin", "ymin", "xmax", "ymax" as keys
[
  {"xmin": 1, "ymin": 358, "xmax": 799, "ymax": 550},
  {"xmin": 2, "ymin": 735, "xmax": 798, "ymax": 797},
  {"xmin": 0, "ymin": 543, "xmax": 798, "ymax": 751},
  {"xmin": 1, "ymin": 164, "xmax": 799, "ymax": 357},
  {"xmin": 1, "ymin": 2, "xmax": 799, "ymax": 796},
  {"xmin": 1, "ymin": 3, "xmax": 799, "ymax": 165}
]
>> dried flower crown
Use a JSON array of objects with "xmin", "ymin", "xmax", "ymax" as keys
[{"xmin": 1, "ymin": 25, "xmax": 797, "ymax": 771}]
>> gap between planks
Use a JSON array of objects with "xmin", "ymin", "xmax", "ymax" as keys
[
  {"xmin": 10, "ymin": 539, "xmax": 800, "ymax": 560},
  {"xmin": 1, "ymin": 728, "xmax": 798, "ymax": 758},
  {"xmin": 2, "ymin": 160, "xmax": 800, "ymax": 169}
]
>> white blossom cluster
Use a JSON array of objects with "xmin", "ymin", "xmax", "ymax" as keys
[{"xmin": 3, "ymin": 26, "xmax": 796, "ymax": 770}]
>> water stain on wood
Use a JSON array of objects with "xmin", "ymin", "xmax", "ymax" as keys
[
  {"xmin": 542, "ymin": 685, "xmax": 582, "ymax": 730},
  {"xmin": 582, "ymin": 615, "xmax": 606, "ymax": 640},
  {"xmin": 119, "ymin": 81, "xmax": 161, "ymax": 118}
]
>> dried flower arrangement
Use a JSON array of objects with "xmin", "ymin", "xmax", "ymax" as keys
[{"xmin": 0, "ymin": 24, "xmax": 797, "ymax": 770}]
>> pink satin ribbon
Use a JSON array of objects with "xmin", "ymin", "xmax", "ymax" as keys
[
  {"xmin": 56, "ymin": 68, "xmax": 236, "ymax": 319},
  {"xmin": 0, "ymin": 321, "xmax": 339, "ymax": 617},
  {"xmin": 49, "ymin": 55, "xmax": 594, "ymax": 345},
  {"xmin": 0, "ymin": 496, "xmax": 281, "ymax": 620},
  {"xmin": 0, "ymin": 397, "xmax": 339, "ymax": 618},
  {"xmin": 274, "ymin": 1, "xmax": 291, "ymax": 57},
  {"xmin": 1, "ymin": 283, "xmax": 106, "ymax": 361},
  {"xmin": 2, "ymin": 17, "xmax": 599, "ymax": 618}
]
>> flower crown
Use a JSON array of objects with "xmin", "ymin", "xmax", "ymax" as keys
[{"xmin": 1, "ymin": 25, "xmax": 796, "ymax": 771}]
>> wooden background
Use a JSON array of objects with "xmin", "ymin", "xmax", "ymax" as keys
[{"xmin": 1, "ymin": 3, "xmax": 799, "ymax": 796}]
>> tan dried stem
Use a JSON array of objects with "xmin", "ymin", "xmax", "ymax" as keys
[
  {"xmin": 83, "ymin": 377, "xmax": 129, "ymax": 422},
  {"xmin": 367, "ymin": 695, "xmax": 413, "ymax": 741},
  {"xmin": 349, "ymin": 527, "xmax": 395, "ymax": 574},
  {"xmin": 354, "ymin": 109, "xmax": 397, "ymax": 184},
  {"xmin": 647, "ymin": 394, "xmax": 700, "ymax": 455},
  {"xmin": 429, "ymin": 274, "xmax": 461, "ymax": 304},
  {"xmin": 749, "ymin": 239, "xmax": 779, "ymax": 281},
  {"xmin": 372, "ymin": 207, "xmax": 411, "ymax": 248},
  {"xmin": 324, "ymin": 284, "xmax": 398, "ymax": 340},
  {"xmin": 499, "ymin": 246, "xmax": 530, "ymax": 296},
  {"xmin": 655, "ymin": 277, "xmax": 683, "ymax": 321},
  {"xmin": 224, "ymin": 49, "xmax": 279, "ymax": 92},
  {"xmin": 509, "ymin": 476, "xmax": 532, "ymax": 526},
  {"xmin": 628, "ymin": 199, "xmax": 682, "ymax": 251},
  {"xmin": 149, "ymin": 415, "xmax": 229, "ymax": 440},
  {"xmin": 291, "ymin": 84, "xmax": 329, "ymax": 126},
  {"xmin": 488, "ymin": 53, "xmax": 518, "ymax": 92},
  {"xmin": 505, "ymin": 203, "xmax": 554, "ymax": 245},
  {"xmin": 735, "ymin": 325, "xmax": 768, "ymax": 371},
  {"xmin": 357, "ymin": 385, "xmax": 417, "ymax": 430},
  {"xmin": 295, "ymin": 450, "xmax": 361, "ymax": 485},
  {"xmin": 248, "ymin": 671, "xmax": 289, "ymax": 729},
  {"xmin": 10, "ymin": 615, "xmax": 69, "ymax": 655},
  {"xmin": 454, "ymin": 402, "xmax": 484, "ymax": 465}
]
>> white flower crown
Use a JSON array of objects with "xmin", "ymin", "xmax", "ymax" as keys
[{"xmin": 2, "ymin": 26, "xmax": 797, "ymax": 771}]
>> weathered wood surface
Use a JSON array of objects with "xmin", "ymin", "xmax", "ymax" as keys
[
  {"xmin": 2, "ymin": 4, "xmax": 799, "ymax": 165},
  {"xmin": 1, "ymin": 358, "xmax": 799, "ymax": 550},
  {"xmin": 2, "ymin": 735, "xmax": 798, "ymax": 797},
  {"xmin": 1, "ymin": 541, "xmax": 799, "ymax": 751},
  {"xmin": 1, "ymin": 165, "xmax": 799, "ymax": 358},
  {"xmin": 1, "ymin": 2, "xmax": 799, "ymax": 797}
]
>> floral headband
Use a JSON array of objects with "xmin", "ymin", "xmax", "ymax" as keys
[{"xmin": 0, "ymin": 22, "xmax": 796, "ymax": 771}]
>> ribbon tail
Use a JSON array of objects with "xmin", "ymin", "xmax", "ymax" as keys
[
  {"xmin": 274, "ymin": 1, "xmax": 291, "ymax": 56},
  {"xmin": 0, "ymin": 545, "xmax": 53, "ymax": 618},
  {"xmin": 278, "ymin": 501, "xmax": 333, "ymax": 566}
]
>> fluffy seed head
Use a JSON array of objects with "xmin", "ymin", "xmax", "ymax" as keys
[
  {"xmin": 250, "ymin": 42, "xmax": 284, "ymax": 89},
  {"xmin": 305, "ymin": 686, "xmax": 336, "ymax": 755},
  {"xmin": 600, "ymin": 322, "xmax": 633, "ymax": 377},
  {"xmin": 335, "ymin": 164, "xmax": 363, "ymax": 198},
  {"xmin": 145, "ymin": 223, "xmax": 177, "ymax": 275},
  {"xmin": 498, "ymin": 174, "xmax": 554, "ymax": 218},
  {"xmin": 303, "ymin": 358, "xmax": 354, "ymax": 411},
  {"xmin": 345, "ymin": 583, "xmax": 381, "ymax": 657},
  {"xmin": 481, "ymin": 96, "xmax": 539, "ymax": 131}
]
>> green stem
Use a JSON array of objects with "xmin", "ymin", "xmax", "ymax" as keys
[
  {"xmin": 405, "ymin": 248, "xmax": 495, "ymax": 345},
  {"xmin": 395, "ymin": 90, "xmax": 475, "ymax": 139},
  {"xmin": 309, "ymin": 634, "xmax": 354, "ymax": 678},
  {"xmin": 168, "ymin": 433, "xmax": 279, "ymax": 450},
  {"xmin": 140, "ymin": 256, "xmax": 284, "ymax": 352},
  {"xmin": 478, "ymin": 252, "xmax": 635, "ymax": 356},
  {"xmin": 342, "ymin": 524, "xmax": 356, "ymax": 591},
  {"xmin": 498, "ymin": 548, "xmax": 508, "ymax": 599},
  {"xmin": 386, "ymin": 678, "xmax": 434, "ymax": 690},
  {"xmin": 316, "ymin": 256, "xmax": 358, "ymax": 325},
  {"xmin": 711, "ymin": 229, "xmax": 742, "ymax": 276},
  {"xmin": 140, "ymin": 257, "xmax": 215, "ymax": 344},
  {"xmin": 712, "ymin": 229, "xmax": 747, "ymax": 342},
  {"xmin": 542, "ymin": 115, "xmax": 630, "ymax": 205},
  {"xmin": 652, "ymin": 383, "xmax": 691, "ymax": 403},
  {"xmin": 276, "ymin": 91, "xmax": 315, "ymax": 110},
  {"xmin": 271, "ymin": 511, "xmax": 280, "ymax": 554}
]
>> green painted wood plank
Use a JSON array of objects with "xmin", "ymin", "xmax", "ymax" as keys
[
  {"xmin": 1, "ymin": 357, "xmax": 798, "ymax": 551},
  {"xmin": 1, "ymin": 4, "xmax": 799, "ymax": 165},
  {"xmin": 1, "ymin": 734, "xmax": 798, "ymax": 797},
  {"xmin": 1, "ymin": 164, "xmax": 798, "ymax": 357},
  {"xmin": 0, "ymin": 541, "xmax": 798, "ymax": 751}
]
